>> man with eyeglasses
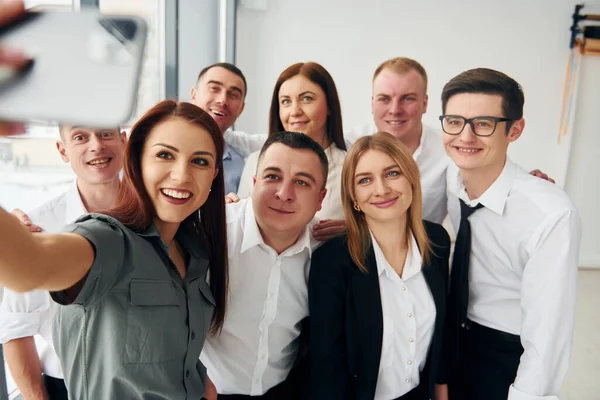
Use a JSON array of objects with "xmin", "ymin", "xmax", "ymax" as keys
[{"xmin": 441, "ymin": 68, "xmax": 581, "ymax": 400}]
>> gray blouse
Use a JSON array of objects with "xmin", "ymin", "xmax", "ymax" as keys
[{"xmin": 50, "ymin": 214, "xmax": 215, "ymax": 400}]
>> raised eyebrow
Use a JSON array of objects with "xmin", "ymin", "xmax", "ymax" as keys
[
  {"xmin": 298, "ymin": 91, "xmax": 316, "ymax": 97},
  {"xmin": 383, "ymin": 164, "xmax": 400, "ymax": 171},
  {"xmin": 152, "ymin": 143, "xmax": 215, "ymax": 158}
]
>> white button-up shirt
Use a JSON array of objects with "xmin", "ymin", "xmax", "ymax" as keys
[
  {"xmin": 447, "ymin": 158, "xmax": 582, "ymax": 400},
  {"xmin": 345, "ymin": 122, "xmax": 450, "ymax": 224},
  {"xmin": 200, "ymin": 198, "xmax": 320, "ymax": 395},
  {"xmin": 236, "ymin": 143, "xmax": 347, "ymax": 220},
  {"xmin": 0, "ymin": 180, "xmax": 86, "ymax": 379},
  {"xmin": 371, "ymin": 232, "xmax": 436, "ymax": 400}
]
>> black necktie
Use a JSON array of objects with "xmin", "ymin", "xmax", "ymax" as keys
[
  {"xmin": 449, "ymin": 199, "xmax": 484, "ymax": 327},
  {"xmin": 447, "ymin": 201, "xmax": 484, "ymax": 400}
]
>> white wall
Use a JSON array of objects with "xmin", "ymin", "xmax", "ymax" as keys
[
  {"xmin": 564, "ymin": 56, "xmax": 600, "ymax": 268},
  {"xmin": 235, "ymin": 0, "xmax": 600, "ymax": 266}
]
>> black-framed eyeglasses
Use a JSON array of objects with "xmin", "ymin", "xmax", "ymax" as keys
[{"xmin": 439, "ymin": 115, "xmax": 514, "ymax": 137}]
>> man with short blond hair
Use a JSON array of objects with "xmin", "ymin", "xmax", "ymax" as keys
[{"xmin": 345, "ymin": 56, "xmax": 450, "ymax": 224}]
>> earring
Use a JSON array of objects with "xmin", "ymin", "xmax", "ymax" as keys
[{"xmin": 353, "ymin": 201, "xmax": 361, "ymax": 212}]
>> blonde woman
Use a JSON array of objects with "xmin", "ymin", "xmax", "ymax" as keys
[{"xmin": 307, "ymin": 132, "xmax": 450, "ymax": 400}]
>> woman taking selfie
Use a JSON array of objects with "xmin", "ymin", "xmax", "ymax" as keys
[
  {"xmin": 307, "ymin": 133, "xmax": 450, "ymax": 400},
  {"xmin": 0, "ymin": 101, "xmax": 228, "ymax": 400}
]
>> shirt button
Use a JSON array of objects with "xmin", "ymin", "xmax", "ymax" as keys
[
  {"xmin": 407, "ymin": 313, "xmax": 412, "ymax": 318},
  {"xmin": 405, "ymin": 378, "xmax": 411, "ymax": 383},
  {"xmin": 409, "ymin": 338, "xmax": 414, "ymax": 343},
  {"xmin": 407, "ymin": 360, "xmax": 413, "ymax": 365},
  {"xmin": 191, "ymin": 331, "xmax": 196, "ymax": 340},
  {"xmin": 401, "ymin": 286, "xmax": 406, "ymax": 291},
  {"xmin": 185, "ymin": 370, "xmax": 190, "ymax": 378}
]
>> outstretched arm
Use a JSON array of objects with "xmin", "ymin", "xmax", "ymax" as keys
[{"xmin": 0, "ymin": 207, "xmax": 93, "ymax": 292}]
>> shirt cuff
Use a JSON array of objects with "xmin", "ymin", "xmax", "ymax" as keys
[
  {"xmin": 508, "ymin": 385, "xmax": 560, "ymax": 400},
  {"xmin": 0, "ymin": 311, "xmax": 41, "ymax": 343}
]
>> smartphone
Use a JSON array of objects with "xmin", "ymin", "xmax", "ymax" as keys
[{"xmin": 0, "ymin": 10, "xmax": 147, "ymax": 127}]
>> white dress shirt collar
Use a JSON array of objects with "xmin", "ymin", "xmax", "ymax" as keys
[
  {"xmin": 412, "ymin": 126, "xmax": 425, "ymax": 161},
  {"xmin": 451, "ymin": 158, "xmax": 518, "ymax": 216},
  {"xmin": 371, "ymin": 231, "xmax": 423, "ymax": 281},
  {"xmin": 240, "ymin": 198, "xmax": 314, "ymax": 257}
]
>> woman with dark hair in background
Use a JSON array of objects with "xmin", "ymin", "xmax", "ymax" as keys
[
  {"xmin": 308, "ymin": 133, "xmax": 450, "ymax": 400},
  {"xmin": 0, "ymin": 100, "xmax": 229, "ymax": 400},
  {"xmin": 232, "ymin": 62, "xmax": 348, "ymax": 240}
]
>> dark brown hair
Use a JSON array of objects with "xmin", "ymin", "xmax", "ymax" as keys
[
  {"xmin": 106, "ymin": 100, "xmax": 228, "ymax": 334},
  {"xmin": 196, "ymin": 62, "xmax": 247, "ymax": 99},
  {"xmin": 257, "ymin": 131, "xmax": 329, "ymax": 189},
  {"xmin": 441, "ymin": 68, "xmax": 525, "ymax": 133},
  {"xmin": 268, "ymin": 62, "xmax": 346, "ymax": 151}
]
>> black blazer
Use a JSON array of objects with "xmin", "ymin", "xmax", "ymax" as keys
[{"xmin": 306, "ymin": 221, "xmax": 451, "ymax": 400}]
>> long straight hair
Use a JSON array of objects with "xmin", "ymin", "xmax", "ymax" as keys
[
  {"xmin": 341, "ymin": 132, "xmax": 432, "ymax": 272},
  {"xmin": 105, "ymin": 100, "xmax": 228, "ymax": 334},
  {"xmin": 268, "ymin": 62, "xmax": 346, "ymax": 151}
]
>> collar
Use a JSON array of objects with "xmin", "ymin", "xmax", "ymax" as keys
[
  {"xmin": 223, "ymin": 143, "xmax": 232, "ymax": 161},
  {"xmin": 138, "ymin": 221, "xmax": 203, "ymax": 259},
  {"xmin": 412, "ymin": 126, "xmax": 426, "ymax": 161},
  {"xmin": 371, "ymin": 230, "xmax": 422, "ymax": 280},
  {"xmin": 65, "ymin": 180, "xmax": 88, "ymax": 224},
  {"xmin": 240, "ymin": 199, "xmax": 314, "ymax": 257},
  {"xmin": 453, "ymin": 158, "xmax": 517, "ymax": 216},
  {"xmin": 325, "ymin": 142, "xmax": 347, "ymax": 164}
]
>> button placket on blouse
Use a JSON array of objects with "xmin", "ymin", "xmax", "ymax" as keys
[{"xmin": 398, "ymin": 276, "xmax": 417, "ymax": 378}]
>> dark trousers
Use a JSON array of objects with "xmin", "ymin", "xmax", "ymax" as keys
[
  {"xmin": 452, "ymin": 320, "xmax": 524, "ymax": 400},
  {"xmin": 216, "ymin": 378, "xmax": 297, "ymax": 400},
  {"xmin": 43, "ymin": 375, "xmax": 68, "ymax": 400}
]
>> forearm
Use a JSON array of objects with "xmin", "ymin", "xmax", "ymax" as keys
[
  {"xmin": 224, "ymin": 130, "xmax": 266, "ymax": 157},
  {"xmin": 434, "ymin": 384, "xmax": 448, "ymax": 400},
  {"xmin": 0, "ymin": 207, "xmax": 45, "ymax": 292},
  {"xmin": 4, "ymin": 337, "xmax": 49, "ymax": 400},
  {"xmin": 0, "ymin": 207, "xmax": 94, "ymax": 292}
]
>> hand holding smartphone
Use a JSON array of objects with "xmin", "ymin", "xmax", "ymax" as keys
[{"xmin": 0, "ymin": 4, "xmax": 147, "ymax": 130}]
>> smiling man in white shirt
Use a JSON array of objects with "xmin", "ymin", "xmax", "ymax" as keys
[
  {"xmin": 0, "ymin": 125, "xmax": 125, "ymax": 400},
  {"xmin": 441, "ymin": 68, "xmax": 581, "ymax": 400},
  {"xmin": 201, "ymin": 131, "xmax": 327, "ymax": 400},
  {"xmin": 344, "ymin": 57, "xmax": 450, "ymax": 225}
]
